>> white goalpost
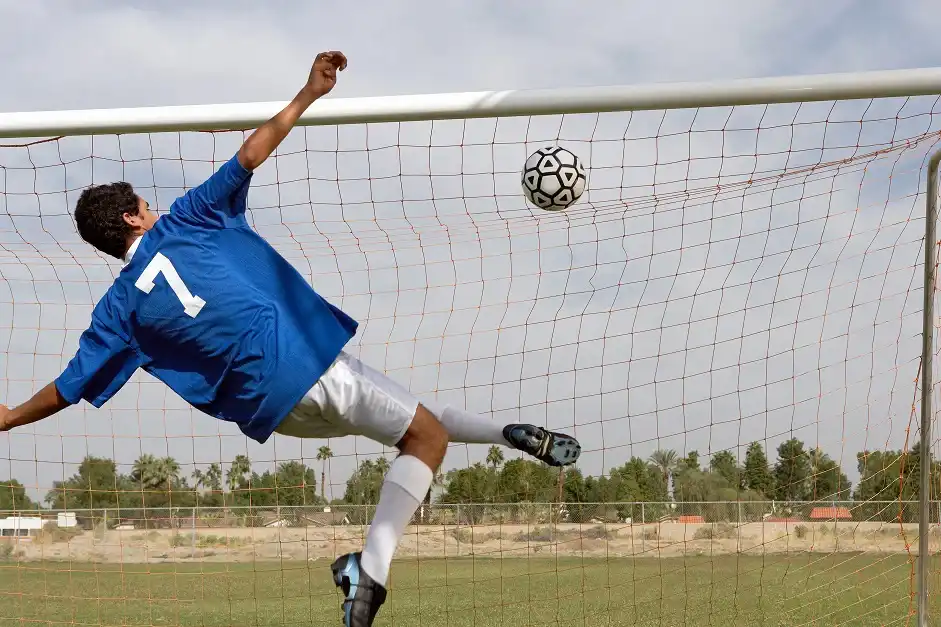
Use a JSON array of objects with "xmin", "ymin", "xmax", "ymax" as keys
[{"xmin": 2, "ymin": 67, "xmax": 941, "ymax": 627}]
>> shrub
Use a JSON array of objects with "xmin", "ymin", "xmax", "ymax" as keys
[
  {"xmin": 794, "ymin": 524, "xmax": 808, "ymax": 539},
  {"xmin": 450, "ymin": 528, "xmax": 503, "ymax": 544},
  {"xmin": 37, "ymin": 522, "xmax": 83, "ymax": 544},
  {"xmin": 171, "ymin": 533, "xmax": 248, "ymax": 549},
  {"xmin": 581, "ymin": 525, "xmax": 615, "ymax": 540},
  {"xmin": 515, "ymin": 526, "xmax": 556, "ymax": 543},
  {"xmin": 693, "ymin": 523, "xmax": 737, "ymax": 540}
]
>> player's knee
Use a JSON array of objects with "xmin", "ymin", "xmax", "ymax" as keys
[
  {"xmin": 416, "ymin": 404, "xmax": 449, "ymax": 460},
  {"xmin": 398, "ymin": 404, "xmax": 448, "ymax": 466}
]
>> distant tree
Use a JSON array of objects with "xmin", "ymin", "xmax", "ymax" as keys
[
  {"xmin": 852, "ymin": 448, "xmax": 933, "ymax": 505},
  {"xmin": 156, "ymin": 457, "xmax": 181, "ymax": 491},
  {"xmin": 674, "ymin": 468, "xmax": 738, "ymax": 502},
  {"xmin": 0, "ymin": 479, "xmax": 37, "ymax": 511},
  {"xmin": 343, "ymin": 457, "xmax": 391, "ymax": 523},
  {"xmin": 900, "ymin": 441, "xmax": 941, "ymax": 501},
  {"xmin": 272, "ymin": 461, "xmax": 319, "ymax": 507},
  {"xmin": 418, "ymin": 465, "xmax": 444, "ymax": 523},
  {"xmin": 679, "ymin": 450, "xmax": 701, "ymax": 472},
  {"xmin": 316, "ymin": 446, "xmax": 333, "ymax": 502},
  {"xmin": 486, "ymin": 446, "xmax": 505, "ymax": 469},
  {"xmin": 440, "ymin": 464, "xmax": 492, "ymax": 504},
  {"xmin": 808, "ymin": 447, "xmax": 851, "ymax": 500},
  {"xmin": 743, "ymin": 442, "xmax": 773, "ymax": 498},
  {"xmin": 495, "ymin": 459, "xmax": 556, "ymax": 503},
  {"xmin": 227, "ymin": 454, "xmax": 252, "ymax": 505},
  {"xmin": 709, "ymin": 450, "xmax": 741, "ymax": 489},
  {"xmin": 559, "ymin": 466, "xmax": 588, "ymax": 502},
  {"xmin": 649, "ymin": 449, "xmax": 678, "ymax": 496},
  {"xmin": 205, "ymin": 464, "xmax": 223, "ymax": 492},
  {"xmin": 613, "ymin": 458, "xmax": 668, "ymax": 502},
  {"xmin": 126, "ymin": 454, "xmax": 187, "ymax": 512},
  {"xmin": 131, "ymin": 454, "xmax": 160, "ymax": 490},
  {"xmin": 227, "ymin": 455, "xmax": 251, "ymax": 490},
  {"xmin": 191, "ymin": 468, "xmax": 206, "ymax": 491},
  {"xmin": 45, "ymin": 456, "xmax": 128, "ymax": 524},
  {"xmin": 566, "ymin": 458, "xmax": 669, "ymax": 521},
  {"xmin": 192, "ymin": 463, "xmax": 224, "ymax": 508},
  {"xmin": 235, "ymin": 461, "xmax": 319, "ymax": 512},
  {"xmin": 772, "ymin": 439, "xmax": 811, "ymax": 501}
]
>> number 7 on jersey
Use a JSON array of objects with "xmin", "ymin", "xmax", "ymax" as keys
[{"xmin": 135, "ymin": 252, "xmax": 206, "ymax": 318}]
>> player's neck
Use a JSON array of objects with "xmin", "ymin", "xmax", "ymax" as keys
[{"xmin": 123, "ymin": 234, "xmax": 143, "ymax": 264}]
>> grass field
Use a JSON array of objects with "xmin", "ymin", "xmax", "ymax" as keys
[{"xmin": 0, "ymin": 554, "xmax": 930, "ymax": 627}]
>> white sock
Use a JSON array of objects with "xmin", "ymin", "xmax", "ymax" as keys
[
  {"xmin": 423, "ymin": 401, "xmax": 512, "ymax": 446},
  {"xmin": 359, "ymin": 455, "xmax": 433, "ymax": 587}
]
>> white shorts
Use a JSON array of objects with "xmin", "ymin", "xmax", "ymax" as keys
[{"xmin": 274, "ymin": 351, "xmax": 419, "ymax": 447}]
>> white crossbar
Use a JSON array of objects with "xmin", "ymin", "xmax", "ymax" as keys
[{"xmin": 2, "ymin": 67, "xmax": 941, "ymax": 138}]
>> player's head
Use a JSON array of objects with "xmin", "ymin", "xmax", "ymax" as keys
[{"xmin": 74, "ymin": 183, "xmax": 157, "ymax": 259}]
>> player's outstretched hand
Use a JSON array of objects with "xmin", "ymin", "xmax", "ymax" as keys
[
  {"xmin": 306, "ymin": 51, "xmax": 347, "ymax": 98},
  {"xmin": 0, "ymin": 404, "xmax": 11, "ymax": 432}
]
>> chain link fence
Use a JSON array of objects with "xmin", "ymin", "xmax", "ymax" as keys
[{"xmin": 2, "ymin": 501, "xmax": 934, "ymax": 531}]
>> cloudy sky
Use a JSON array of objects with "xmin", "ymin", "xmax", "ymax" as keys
[{"xmin": 2, "ymin": 0, "xmax": 941, "ymax": 505}]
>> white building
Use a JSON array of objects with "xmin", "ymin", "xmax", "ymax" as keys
[
  {"xmin": 56, "ymin": 512, "xmax": 78, "ymax": 528},
  {"xmin": 0, "ymin": 516, "xmax": 43, "ymax": 538}
]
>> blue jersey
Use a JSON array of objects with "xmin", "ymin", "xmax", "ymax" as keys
[{"xmin": 55, "ymin": 154, "xmax": 358, "ymax": 443}]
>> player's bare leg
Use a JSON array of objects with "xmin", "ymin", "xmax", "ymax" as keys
[{"xmin": 331, "ymin": 405, "xmax": 447, "ymax": 627}]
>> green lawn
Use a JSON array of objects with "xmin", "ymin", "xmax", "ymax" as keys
[{"xmin": 0, "ymin": 554, "xmax": 931, "ymax": 627}]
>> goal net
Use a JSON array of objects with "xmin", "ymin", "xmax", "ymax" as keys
[{"xmin": 2, "ymin": 72, "xmax": 941, "ymax": 626}]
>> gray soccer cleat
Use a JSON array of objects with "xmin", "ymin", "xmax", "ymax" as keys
[
  {"xmin": 503, "ymin": 424, "xmax": 581, "ymax": 467},
  {"xmin": 331, "ymin": 552, "xmax": 387, "ymax": 627}
]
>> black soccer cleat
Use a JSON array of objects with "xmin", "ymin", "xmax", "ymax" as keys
[
  {"xmin": 331, "ymin": 552, "xmax": 387, "ymax": 627},
  {"xmin": 503, "ymin": 424, "xmax": 581, "ymax": 467}
]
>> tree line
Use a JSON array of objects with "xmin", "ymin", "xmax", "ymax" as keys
[{"xmin": 0, "ymin": 439, "xmax": 936, "ymax": 520}]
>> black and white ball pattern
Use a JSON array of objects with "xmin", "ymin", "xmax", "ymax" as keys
[{"xmin": 521, "ymin": 146, "xmax": 587, "ymax": 211}]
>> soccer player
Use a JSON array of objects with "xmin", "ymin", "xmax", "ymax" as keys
[{"xmin": 0, "ymin": 52, "xmax": 581, "ymax": 627}]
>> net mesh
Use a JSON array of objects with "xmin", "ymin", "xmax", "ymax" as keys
[{"xmin": 1, "ymin": 92, "xmax": 941, "ymax": 626}]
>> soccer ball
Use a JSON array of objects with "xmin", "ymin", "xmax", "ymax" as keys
[{"xmin": 521, "ymin": 146, "xmax": 587, "ymax": 211}]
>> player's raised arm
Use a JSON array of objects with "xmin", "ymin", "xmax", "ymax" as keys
[
  {"xmin": 177, "ymin": 51, "xmax": 347, "ymax": 227},
  {"xmin": 0, "ymin": 382, "xmax": 71, "ymax": 432},
  {"xmin": 238, "ymin": 51, "xmax": 348, "ymax": 171}
]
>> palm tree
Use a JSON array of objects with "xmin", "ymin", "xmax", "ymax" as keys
[
  {"xmin": 420, "ymin": 466, "xmax": 446, "ymax": 523},
  {"xmin": 316, "ymin": 446, "xmax": 334, "ymax": 503},
  {"xmin": 809, "ymin": 447, "xmax": 826, "ymax": 499},
  {"xmin": 157, "ymin": 457, "xmax": 180, "ymax": 490},
  {"xmin": 486, "ymin": 445, "xmax": 505, "ymax": 469},
  {"xmin": 132, "ymin": 454, "xmax": 160, "ymax": 489},
  {"xmin": 205, "ymin": 463, "xmax": 223, "ymax": 494},
  {"xmin": 155, "ymin": 457, "xmax": 180, "ymax": 491},
  {"xmin": 192, "ymin": 468, "xmax": 206, "ymax": 491},
  {"xmin": 227, "ymin": 455, "xmax": 251, "ymax": 492},
  {"xmin": 649, "ymin": 449, "xmax": 678, "ymax": 496},
  {"xmin": 376, "ymin": 456, "xmax": 391, "ymax": 476}
]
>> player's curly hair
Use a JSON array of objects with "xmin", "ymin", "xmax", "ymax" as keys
[{"xmin": 74, "ymin": 182, "xmax": 139, "ymax": 260}]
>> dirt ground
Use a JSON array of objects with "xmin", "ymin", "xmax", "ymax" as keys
[{"xmin": 4, "ymin": 521, "xmax": 936, "ymax": 563}]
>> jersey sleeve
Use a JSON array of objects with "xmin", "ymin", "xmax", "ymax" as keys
[
  {"xmin": 171, "ymin": 153, "xmax": 254, "ymax": 228},
  {"xmin": 54, "ymin": 297, "xmax": 143, "ymax": 408}
]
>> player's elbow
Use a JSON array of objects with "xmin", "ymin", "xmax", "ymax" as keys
[{"xmin": 236, "ymin": 145, "xmax": 263, "ymax": 172}]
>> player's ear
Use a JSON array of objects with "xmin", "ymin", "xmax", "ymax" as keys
[{"xmin": 123, "ymin": 196, "xmax": 150, "ymax": 228}]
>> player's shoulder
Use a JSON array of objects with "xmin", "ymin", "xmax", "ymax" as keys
[
  {"xmin": 88, "ymin": 278, "xmax": 134, "ymax": 333},
  {"xmin": 135, "ymin": 211, "xmax": 218, "ymax": 250},
  {"xmin": 162, "ymin": 199, "xmax": 205, "ymax": 230}
]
